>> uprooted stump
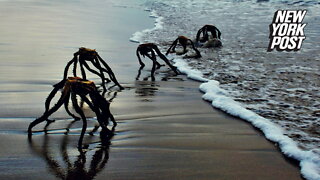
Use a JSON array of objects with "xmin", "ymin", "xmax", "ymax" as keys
[
  {"xmin": 166, "ymin": 36, "xmax": 201, "ymax": 58},
  {"xmin": 136, "ymin": 43, "xmax": 180, "ymax": 81},
  {"xmin": 64, "ymin": 47, "xmax": 124, "ymax": 91},
  {"xmin": 28, "ymin": 77, "xmax": 117, "ymax": 149}
]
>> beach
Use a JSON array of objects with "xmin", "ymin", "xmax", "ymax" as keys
[
  {"xmin": 0, "ymin": 80, "xmax": 303, "ymax": 180},
  {"xmin": 0, "ymin": 0, "xmax": 304, "ymax": 179}
]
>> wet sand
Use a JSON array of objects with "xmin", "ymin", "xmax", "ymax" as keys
[
  {"xmin": 0, "ymin": 78, "xmax": 302, "ymax": 180},
  {"xmin": 0, "ymin": 0, "xmax": 302, "ymax": 179}
]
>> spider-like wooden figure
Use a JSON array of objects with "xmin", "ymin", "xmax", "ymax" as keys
[
  {"xmin": 64, "ymin": 47, "xmax": 124, "ymax": 91},
  {"xmin": 136, "ymin": 43, "xmax": 179, "ymax": 80},
  {"xmin": 28, "ymin": 77, "xmax": 116, "ymax": 149},
  {"xmin": 166, "ymin": 36, "xmax": 201, "ymax": 58},
  {"xmin": 196, "ymin": 24, "xmax": 221, "ymax": 43}
]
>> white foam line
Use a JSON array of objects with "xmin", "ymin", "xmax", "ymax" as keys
[
  {"xmin": 173, "ymin": 58, "xmax": 320, "ymax": 180},
  {"xmin": 129, "ymin": 10, "xmax": 164, "ymax": 43},
  {"xmin": 129, "ymin": 5, "xmax": 319, "ymax": 180}
]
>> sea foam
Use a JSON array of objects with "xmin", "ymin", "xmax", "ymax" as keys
[
  {"xmin": 130, "ymin": 10, "xmax": 164, "ymax": 43},
  {"xmin": 130, "ymin": 4, "xmax": 320, "ymax": 179},
  {"xmin": 173, "ymin": 57, "xmax": 320, "ymax": 180}
]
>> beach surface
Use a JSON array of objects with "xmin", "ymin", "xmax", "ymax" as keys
[{"xmin": 0, "ymin": 0, "xmax": 302, "ymax": 179}]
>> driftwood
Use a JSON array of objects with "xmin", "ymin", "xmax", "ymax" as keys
[
  {"xmin": 136, "ymin": 43, "xmax": 179, "ymax": 80},
  {"xmin": 28, "ymin": 77, "xmax": 116, "ymax": 149},
  {"xmin": 64, "ymin": 47, "xmax": 124, "ymax": 91}
]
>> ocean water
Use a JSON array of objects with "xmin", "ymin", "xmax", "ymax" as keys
[
  {"xmin": 0, "ymin": 0, "xmax": 318, "ymax": 179},
  {"xmin": 0, "ymin": 0, "xmax": 154, "ymax": 117},
  {"xmin": 129, "ymin": 0, "xmax": 320, "ymax": 179}
]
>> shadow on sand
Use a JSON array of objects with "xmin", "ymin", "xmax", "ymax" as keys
[{"xmin": 28, "ymin": 124, "xmax": 113, "ymax": 180}]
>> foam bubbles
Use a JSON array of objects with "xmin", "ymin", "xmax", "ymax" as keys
[
  {"xmin": 130, "ymin": 10, "xmax": 164, "ymax": 43},
  {"xmin": 131, "ymin": 1, "xmax": 320, "ymax": 178},
  {"xmin": 173, "ymin": 57, "xmax": 320, "ymax": 180}
]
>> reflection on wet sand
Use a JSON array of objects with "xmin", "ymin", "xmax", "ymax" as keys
[
  {"xmin": 134, "ymin": 69, "xmax": 183, "ymax": 101},
  {"xmin": 28, "ymin": 125, "xmax": 113, "ymax": 180},
  {"xmin": 134, "ymin": 80, "xmax": 159, "ymax": 99}
]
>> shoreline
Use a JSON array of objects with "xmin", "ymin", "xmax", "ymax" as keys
[
  {"xmin": 139, "ymin": 1, "xmax": 320, "ymax": 178},
  {"xmin": 0, "ymin": 76, "xmax": 302, "ymax": 179},
  {"xmin": 172, "ymin": 58, "xmax": 318, "ymax": 180},
  {"xmin": 0, "ymin": 0, "xmax": 304, "ymax": 179}
]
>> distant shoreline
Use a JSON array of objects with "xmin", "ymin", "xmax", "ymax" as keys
[{"xmin": 0, "ymin": 0, "xmax": 303, "ymax": 179}]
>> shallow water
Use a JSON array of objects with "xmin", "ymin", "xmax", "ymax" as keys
[
  {"xmin": 135, "ymin": 0, "xmax": 320, "ymax": 179},
  {"xmin": 0, "ymin": 0, "xmax": 317, "ymax": 179},
  {"xmin": 0, "ymin": 0, "xmax": 154, "ymax": 117},
  {"xmin": 141, "ymin": 0, "xmax": 320, "ymax": 150}
]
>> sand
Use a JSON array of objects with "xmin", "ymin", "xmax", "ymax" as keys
[
  {"xmin": 0, "ymin": 0, "xmax": 302, "ymax": 179},
  {"xmin": 0, "ymin": 78, "xmax": 302, "ymax": 180}
]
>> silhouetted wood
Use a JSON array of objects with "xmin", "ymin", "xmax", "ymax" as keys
[
  {"xmin": 28, "ymin": 77, "xmax": 116, "ymax": 149},
  {"xmin": 166, "ymin": 36, "xmax": 202, "ymax": 58},
  {"xmin": 64, "ymin": 47, "xmax": 124, "ymax": 91},
  {"xmin": 136, "ymin": 43, "xmax": 179, "ymax": 81},
  {"xmin": 196, "ymin": 24, "xmax": 222, "ymax": 46}
]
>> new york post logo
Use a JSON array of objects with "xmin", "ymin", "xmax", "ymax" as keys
[{"xmin": 267, "ymin": 10, "xmax": 307, "ymax": 52}]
